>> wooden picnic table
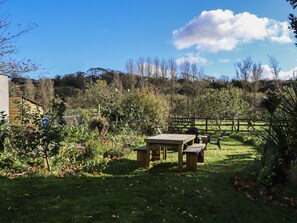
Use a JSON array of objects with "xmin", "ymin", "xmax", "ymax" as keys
[{"xmin": 144, "ymin": 134, "xmax": 196, "ymax": 171}]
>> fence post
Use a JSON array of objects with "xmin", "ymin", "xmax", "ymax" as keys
[
  {"xmin": 191, "ymin": 116, "xmax": 195, "ymax": 128},
  {"xmin": 237, "ymin": 119, "xmax": 240, "ymax": 132},
  {"xmin": 231, "ymin": 119, "xmax": 234, "ymax": 133},
  {"xmin": 205, "ymin": 118, "xmax": 208, "ymax": 133}
]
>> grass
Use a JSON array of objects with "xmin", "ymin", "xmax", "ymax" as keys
[{"xmin": 0, "ymin": 136, "xmax": 296, "ymax": 223}]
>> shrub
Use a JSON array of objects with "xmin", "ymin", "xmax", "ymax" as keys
[
  {"xmin": 0, "ymin": 152, "xmax": 28, "ymax": 173},
  {"xmin": 256, "ymin": 82, "xmax": 297, "ymax": 185},
  {"xmin": 0, "ymin": 111, "xmax": 9, "ymax": 152},
  {"xmin": 289, "ymin": 162, "xmax": 297, "ymax": 187},
  {"xmin": 54, "ymin": 139, "xmax": 110, "ymax": 174},
  {"xmin": 120, "ymin": 89, "xmax": 170, "ymax": 135},
  {"xmin": 9, "ymin": 98, "xmax": 66, "ymax": 171}
]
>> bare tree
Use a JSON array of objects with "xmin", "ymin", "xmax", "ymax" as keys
[
  {"xmin": 125, "ymin": 59, "xmax": 135, "ymax": 75},
  {"xmin": 0, "ymin": 7, "xmax": 38, "ymax": 77},
  {"xmin": 145, "ymin": 57, "xmax": 152, "ymax": 80},
  {"xmin": 179, "ymin": 61, "xmax": 192, "ymax": 116},
  {"xmin": 179, "ymin": 61, "xmax": 191, "ymax": 80},
  {"xmin": 112, "ymin": 73, "xmax": 123, "ymax": 93},
  {"xmin": 37, "ymin": 78, "xmax": 54, "ymax": 112},
  {"xmin": 251, "ymin": 63, "xmax": 263, "ymax": 118},
  {"xmin": 160, "ymin": 58, "xmax": 168, "ymax": 79},
  {"xmin": 136, "ymin": 57, "xmax": 145, "ymax": 88},
  {"xmin": 157, "ymin": 58, "xmax": 168, "ymax": 94},
  {"xmin": 9, "ymin": 81, "xmax": 22, "ymax": 97},
  {"xmin": 153, "ymin": 57, "xmax": 160, "ymax": 78},
  {"xmin": 168, "ymin": 58, "xmax": 177, "ymax": 112},
  {"xmin": 23, "ymin": 78, "xmax": 36, "ymax": 101},
  {"xmin": 125, "ymin": 59, "xmax": 136, "ymax": 90},
  {"xmin": 268, "ymin": 55, "xmax": 281, "ymax": 89},
  {"xmin": 234, "ymin": 56, "xmax": 253, "ymax": 99},
  {"xmin": 190, "ymin": 63, "xmax": 198, "ymax": 82}
]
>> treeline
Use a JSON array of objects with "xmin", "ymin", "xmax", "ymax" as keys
[{"xmin": 9, "ymin": 56, "xmax": 295, "ymax": 117}]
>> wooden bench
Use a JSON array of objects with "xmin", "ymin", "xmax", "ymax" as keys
[
  {"xmin": 134, "ymin": 146, "xmax": 147, "ymax": 167},
  {"xmin": 183, "ymin": 144, "xmax": 206, "ymax": 170},
  {"xmin": 134, "ymin": 145, "xmax": 167, "ymax": 167}
]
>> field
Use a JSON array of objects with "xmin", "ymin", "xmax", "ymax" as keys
[{"xmin": 0, "ymin": 136, "xmax": 296, "ymax": 223}]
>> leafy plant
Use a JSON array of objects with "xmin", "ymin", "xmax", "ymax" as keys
[
  {"xmin": 194, "ymin": 86, "xmax": 251, "ymax": 131},
  {"xmin": 120, "ymin": 89, "xmax": 170, "ymax": 135},
  {"xmin": 256, "ymin": 82, "xmax": 297, "ymax": 185},
  {"xmin": 9, "ymin": 98, "xmax": 66, "ymax": 171},
  {"xmin": 0, "ymin": 111, "xmax": 9, "ymax": 152}
]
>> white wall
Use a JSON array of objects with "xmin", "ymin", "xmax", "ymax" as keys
[{"xmin": 0, "ymin": 75, "xmax": 9, "ymax": 117}]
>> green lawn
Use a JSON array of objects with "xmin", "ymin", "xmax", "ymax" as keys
[{"xmin": 0, "ymin": 136, "xmax": 296, "ymax": 223}]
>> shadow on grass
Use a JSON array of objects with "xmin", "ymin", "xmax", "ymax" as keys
[
  {"xmin": 103, "ymin": 158, "xmax": 139, "ymax": 175},
  {"xmin": 1, "ymin": 160, "xmax": 296, "ymax": 223},
  {"xmin": 226, "ymin": 153, "xmax": 254, "ymax": 161},
  {"xmin": 148, "ymin": 162, "xmax": 178, "ymax": 174}
]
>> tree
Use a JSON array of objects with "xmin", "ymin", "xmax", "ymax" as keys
[
  {"xmin": 168, "ymin": 58, "xmax": 178, "ymax": 112},
  {"xmin": 121, "ymin": 89, "xmax": 170, "ymax": 134},
  {"xmin": 251, "ymin": 63, "xmax": 263, "ymax": 118},
  {"xmin": 153, "ymin": 57, "xmax": 160, "ymax": 78},
  {"xmin": 125, "ymin": 59, "xmax": 136, "ymax": 90},
  {"xmin": 111, "ymin": 73, "xmax": 123, "ymax": 93},
  {"xmin": 268, "ymin": 55, "xmax": 281, "ymax": 89},
  {"xmin": 9, "ymin": 98, "xmax": 66, "ymax": 171},
  {"xmin": 24, "ymin": 78, "xmax": 36, "ymax": 101},
  {"xmin": 136, "ymin": 57, "xmax": 146, "ymax": 88},
  {"xmin": 179, "ymin": 61, "xmax": 191, "ymax": 116},
  {"xmin": 145, "ymin": 57, "xmax": 153, "ymax": 79},
  {"xmin": 158, "ymin": 58, "xmax": 168, "ymax": 94},
  {"xmin": 234, "ymin": 56, "xmax": 253, "ymax": 100},
  {"xmin": 287, "ymin": 0, "xmax": 297, "ymax": 45},
  {"xmin": 160, "ymin": 58, "xmax": 168, "ymax": 79},
  {"xmin": 37, "ymin": 78, "xmax": 54, "ymax": 112},
  {"xmin": 194, "ymin": 86, "xmax": 251, "ymax": 131},
  {"xmin": 0, "ymin": 3, "xmax": 38, "ymax": 77},
  {"xmin": 9, "ymin": 81, "xmax": 22, "ymax": 97}
]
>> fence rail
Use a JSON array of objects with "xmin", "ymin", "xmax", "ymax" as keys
[{"xmin": 168, "ymin": 117, "xmax": 268, "ymax": 134}]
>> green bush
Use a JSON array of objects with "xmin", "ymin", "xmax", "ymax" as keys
[
  {"xmin": 54, "ymin": 139, "xmax": 110, "ymax": 174},
  {"xmin": 289, "ymin": 163, "xmax": 297, "ymax": 187},
  {"xmin": 0, "ymin": 152, "xmax": 28, "ymax": 173},
  {"xmin": 8, "ymin": 98, "xmax": 66, "ymax": 171},
  {"xmin": 0, "ymin": 111, "xmax": 9, "ymax": 152},
  {"xmin": 120, "ymin": 89, "xmax": 170, "ymax": 135},
  {"xmin": 256, "ymin": 82, "xmax": 297, "ymax": 185}
]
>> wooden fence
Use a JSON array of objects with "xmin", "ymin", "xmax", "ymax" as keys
[{"xmin": 168, "ymin": 117, "xmax": 268, "ymax": 134}]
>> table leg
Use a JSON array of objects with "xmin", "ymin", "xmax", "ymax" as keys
[
  {"xmin": 189, "ymin": 139, "xmax": 194, "ymax": 145},
  {"xmin": 178, "ymin": 144, "xmax": 183, "ymax": 171},
  {"xmin": 145, "ymin": 142, "xmax": 151, "ymax": 168}
]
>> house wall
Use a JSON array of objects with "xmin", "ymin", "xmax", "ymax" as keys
[{"xmin": 0, "ymin": 75, "xmax": 9, "ymax": 117}]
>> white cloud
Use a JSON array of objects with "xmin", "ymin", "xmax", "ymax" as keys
[
  {"xmin": 262, "ymin": 64, "xmax": 297, "ymax": 80},
  {"xmin": 176, "ymin": 53, "xmax": 207, "ymax": 65},
  {"xmin": 172, "ymin": 9, "xmax": 292, "ymax": 52},
  {"xmin": 218, "ymin": 59, "xmax": 231, "ymax": 63}
]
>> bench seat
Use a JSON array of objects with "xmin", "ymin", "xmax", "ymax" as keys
[
  {"xmin": 134, "ymin": 145, "xmax": 167, "ymax": 167},
  {"xmin": 183, "ymin": 143, "xmax": 206, "ymax": 170},
  {"xmin": 134, "ymin": 146, "xmax": 147, "ymax": 167}
]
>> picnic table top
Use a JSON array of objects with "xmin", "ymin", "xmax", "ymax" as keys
[{"xmin": 145, "ymin": 134, "xmax": 195, "ymax": 145}]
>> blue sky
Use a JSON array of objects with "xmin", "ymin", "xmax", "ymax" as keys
[{"xmin": 4, "ymin": 0, "xmax": 297, "ymax": 79}]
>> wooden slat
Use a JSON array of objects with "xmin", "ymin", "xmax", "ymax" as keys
[{"xmin": 145, "ymin": 134, "xmax": 195, "ymax": 144}]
